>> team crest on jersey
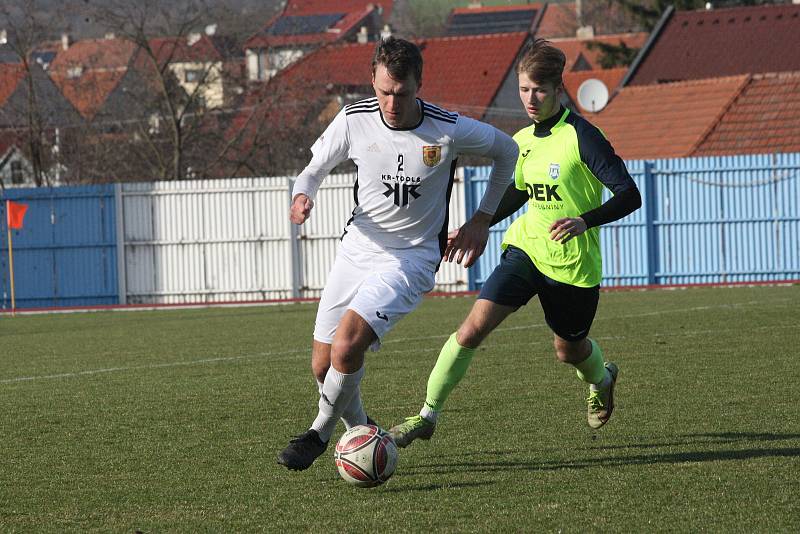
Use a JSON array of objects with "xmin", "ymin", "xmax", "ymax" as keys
[
  {"xmin": 549, "ymin": 163, "xmax": 560, "ymax": 180},
  {"xmin": 422, "ymin": 145, "xmax": 442, "ymax": 167}
]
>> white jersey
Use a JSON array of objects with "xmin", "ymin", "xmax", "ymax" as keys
[{"xmin": 293, "ymin": 97, "xmax": 500, "ymax": 264}]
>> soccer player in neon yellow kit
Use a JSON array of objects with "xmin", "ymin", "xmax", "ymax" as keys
[{"xmin": 390, "ymin": 38, "xmax": 642, "ymax": 447}]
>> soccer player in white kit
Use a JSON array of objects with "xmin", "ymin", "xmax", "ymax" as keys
[{"xmin": 277, "ymin": 37, "xmax": 519, "ymax": 471}]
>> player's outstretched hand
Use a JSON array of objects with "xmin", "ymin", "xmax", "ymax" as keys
[
  {"xmin": 444, "ymin": 211, "xmax": 492, "ymax": 268},
  {"xmin": 290, "ymin": 194, "xmax": 314, "ymax": 225},
  {"xmin": 549, "ymin": 217, "xmax": 587, "ymax": 243}
]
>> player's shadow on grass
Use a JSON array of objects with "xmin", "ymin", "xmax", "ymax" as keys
[
  {"xmin": 404, "ymin": 433, "xmax": 800, "ymax": 474},
  {"xmin": 578, "ymin": 431, "xmax": 800, "ymax": 451},
  {"xmin": 382, "ymin": 481, "xmax": 495, "ymax": 492}
]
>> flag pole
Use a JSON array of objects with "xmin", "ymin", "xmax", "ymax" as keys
[
  {"xmin": 6, "ymin": 201, "xmax": 16, "ymax": 317},
  {"xmin": 7, "ymin": 224, "xmax": 15, "ymax": 317}
]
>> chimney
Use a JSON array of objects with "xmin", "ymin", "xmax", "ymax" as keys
[
  {"xmin": 205, "ymin": 23, "xmax": 218, "ymax": 36},
  {"xmin": 576, "ymin": 25, "xmax": 594, "ymax": 40},
  {"xmin": 61, "ymin": 32, "xmax": 71, "ymax": 50},
  {"xmin": 0, "ymin": 29, "xmax": 7, "ymax": 45},
  {"xmin": 380, "ymin": 24, "xmax": 392, "ymax": 40},
  {"xmin": 104, "ymin": 32, "xmax": 116, "ymax": 40},
  {"xmin": 187, "ymin": 32, "xmax": 202, "ymax": 46},
  {"xmin": 357, "ymin": 26, "xmax": 368, "ymax": 44}
]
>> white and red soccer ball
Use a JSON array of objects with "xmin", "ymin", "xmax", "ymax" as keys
[{"xmin": 334, "ymin": 424, "xmax": 398, "ymax": 487}]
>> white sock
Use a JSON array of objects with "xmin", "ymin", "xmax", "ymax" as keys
[
  {"xmin": 340, "ymin": 388, "xmax": 367, "ymax": 429},
  {"xmin": 318, "ymin": 379, "xmax": 367, "ymax": 429},
  {"xmin": 311, "ymin": 366, "xmax": 365, "ymax": 442},
  {"xmin": 420, "ymin": 405, "xmax": 439, "ymax": 424}
]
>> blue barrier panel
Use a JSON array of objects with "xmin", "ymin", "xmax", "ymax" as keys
[
  {"xmin": 463, "ymin": 152, "xmax": 800, "ymax": 288},
  {"xmin": 0, "ymin": 185, "xmax": 118, "ymax": 308}
]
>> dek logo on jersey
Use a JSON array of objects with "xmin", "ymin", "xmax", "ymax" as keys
[
  {"xmin": 422, "ymin": 145, "xmax": 441, "ymax": 167},
  {"xmin": 549, "ymin": 163, "xmax": 560, "ymax": 180}
]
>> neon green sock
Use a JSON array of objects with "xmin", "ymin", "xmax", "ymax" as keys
[
  {"xmin": 424, "ymin": 333, "xmax": 476, "ymax": 413},
  {"xmin": 574, "ymin": 338, "xmax": 606, "ymax": 385}
]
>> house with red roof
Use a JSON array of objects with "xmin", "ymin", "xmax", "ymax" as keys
[
  {"xmin": 220, "ymin": 31, "xmax": 533, "ymax": 176},
  {"xmin": 150, "ymin": 26, "xmax": 245, "ymax": 109},
  {"xmin": 243, "ymin": 0, "xmax": 392, "ymax": 82},
  {"xmin": 585, "ymin": 3, "xmax": 800, "ymax": 159},
  {"xmin": 273, "ymin": 31, "xmax": 532, "ymax": 125},
  {"xmin": 590, "ymin": 75, "xmax": 749, "ymax": 160},
  {"xmin": 0, "ymin": 51, "xmax": 82, "ymax": 186},
  {"xmin": 48, "ymin": 37, "xmax": 139, "ymax": 121},
  {"xmin": 625, "ymin": 3, "xmax": 800, "ymax": 86},
  {"xmin": 589, "ymin": 71, "xmax": 800, "ymax": 160}
]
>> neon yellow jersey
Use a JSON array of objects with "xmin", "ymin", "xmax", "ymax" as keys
[{"xmin": 503, "ymin": 107, "xmax": 632, "ymax": 287}]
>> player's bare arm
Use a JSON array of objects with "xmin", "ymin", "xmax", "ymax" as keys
[{"xmin": 290, "ymin": 193, "xmax": 314, "ymax": 225}]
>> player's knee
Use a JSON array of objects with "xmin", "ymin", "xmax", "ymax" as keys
[
  {"xmin": 553, "ymin": 339, "xmax": 573, "ymax": 363},
  {"xmin": 553, "ymin": 338, "xmax": 587, "ymax": 363},
  {"xmin": 330, "ymin": 339, "xmax": 367, "ymax": 372},
  {"xmin": 456, "ymin": 323, "xmax": 484, "ymax": 348}
]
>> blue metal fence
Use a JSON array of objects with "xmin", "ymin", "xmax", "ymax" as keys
[
  {"xmin": 463, "ymin": 152, "xmax": 800, "ymax": 289},
  {"xmin": 1, "ymin": 153, "xmax": 798, "ymax": 309},
  {"xmin": 0, "ymin": 185, "xmax": 118, "ymax": 308}
]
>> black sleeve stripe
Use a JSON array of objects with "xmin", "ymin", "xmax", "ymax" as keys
[
  {"xmin": 345, "ymin": 108, "xmax": 380, "ymax": 116},
  {"xmin": 345, "ymin": 103, "xmax": 379, "ymax": 113},
  {"xmin": 422, "ymin": 103, "xmax": 458, "ymax": 119},
  {"xmin": 423, "ymin": 106, "xmax": 458, "ymax": 124},
  {"xmin": 564, "ymin": 112, "xmax": 637, "ymax": 194},
  {"xmin": 345, "ymin": 99, "xmax": 378, "ymax": 111}
]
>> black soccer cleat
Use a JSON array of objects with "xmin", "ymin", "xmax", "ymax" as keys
[{"xmin": 277, "ymin": 429, "xmax": 328, "ymax": 471}]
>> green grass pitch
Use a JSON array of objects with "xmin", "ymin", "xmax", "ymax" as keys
[{"xmin": 1, "ymin": 285, "xmax": 799, "ymax": 532}]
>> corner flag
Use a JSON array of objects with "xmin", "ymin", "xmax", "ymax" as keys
[{"xmin": 7, "ymin": 200, "xmax": 28, "ymax": 229}]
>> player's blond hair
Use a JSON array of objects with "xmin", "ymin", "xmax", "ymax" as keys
[{"xmin": 516, "ymin": 38, "xmax": 566, "ymax": 87}]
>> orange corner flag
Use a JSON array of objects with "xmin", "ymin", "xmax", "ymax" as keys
[{"xmin": 7, "ymin": 200, "xmax": 28, "ymax": 230}]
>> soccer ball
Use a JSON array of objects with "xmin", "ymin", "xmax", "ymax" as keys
[{"xmin": 334, "ymin": 424, "xmax": 398, "ymax": 487}]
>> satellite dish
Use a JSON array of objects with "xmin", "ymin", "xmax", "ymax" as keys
[{"xmin": 576, "ymin": 78, "xmax": 609, "ymax": 113}]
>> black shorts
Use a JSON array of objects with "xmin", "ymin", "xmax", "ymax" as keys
[{"xmin": 477, "ymin": 245, "xmax": 599, "ymax": 342}]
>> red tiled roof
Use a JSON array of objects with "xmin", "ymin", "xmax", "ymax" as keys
[
  {"xmin": 591, "ymin": 75, "xmax": 749, "ymax": 160},
  {"xmin": 278, "ymin": 32, "xmax": 529, "ymax": 119},
  {"xmin": 0, "ymin": 64, "xmax": 26, "ymax": 107},
  {"xmin": 50, "ymin": 70, "xmax": 127, "ymax": 120},
  {"xmin": 537, "ymin": 2, "xmax": 577, "ymax": 38},
  {"xmin": 48, "ymin": 38, "xmax": 137, "ymax": 75},
  {"xmin": 280, "ymin": 41, "xmax": 374, "ymax": 87},
  {"xmin": 550, "ymin": 33, "xmax": 648, "ymax": 72},
  {"xmin": 562, "ymin": 68, "xmax": 627, "ymax": 114},
  {"xmin": 285, "ymin": 0, "xmax": 392, "ymax": 20},
  {"xmin": 417, "ymin": 33, "xmax": 529, "ymax": 118},
  {"xmin": 694, "ymin": 72, "xmax": 800, "ymax": 156},
  {"xmin": 629, "ymin": 4, "xmax": 800, "ymax": 86}
]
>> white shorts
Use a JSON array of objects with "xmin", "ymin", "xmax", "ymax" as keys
[{"xmin": 313, "ymin": 234, "xmax": 436, "ymax": 351}]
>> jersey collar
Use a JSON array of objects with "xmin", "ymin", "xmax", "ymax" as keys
[
  {"xmin": 379, "ymin": 98, "xmax": 425, "ymax": 131},
  {"xmin": 532, "ymin": 106, "xmax": 568, "ymax": 138}
]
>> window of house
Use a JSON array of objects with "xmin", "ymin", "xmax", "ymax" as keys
[
  {"xmin": 10, "ymin": 161, "xmax": 24, "ymax": 184},
  {"xmin": 185, "ymin": 69, "xmax": 203, "ymax": 83}
]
